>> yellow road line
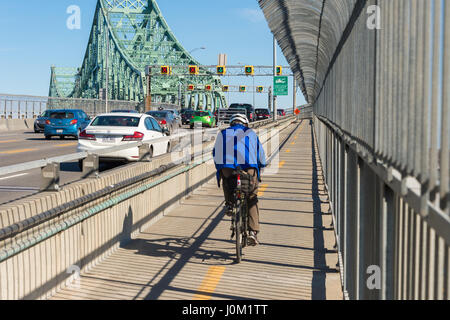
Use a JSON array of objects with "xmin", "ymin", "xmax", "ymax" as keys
[
  {"xmin": 258, "ymin": 184, "xmax": 269, "ymax": 197},
  {"xmin": 193, "ymin": 266, "xmax": 226, "ymax": 300},
  {"xmin": 0, "ymin": 140, "xmax": 18, "ymax": 144},
  {"xmin": 291, "ymin": 141, "xmax": 296, "ymax": 145},
  {"xmin": 279, "ymin": 161, "xmax": 286, "ymax": 168},
  {"xmin": 0, "ymin": 148, "xmax": 37, "ymax": 155},
  {"xmin": 286, "ymin": 149, "xmax": 291, "ymax": 153},
  {"xmin": 55, "ymin": 143, "xmax": 78, "ymax": 147}
]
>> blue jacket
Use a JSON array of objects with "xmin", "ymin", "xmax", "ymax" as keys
[{"xmin": 213, "ymin": 124, "xmax": 266, "ymax": 185}]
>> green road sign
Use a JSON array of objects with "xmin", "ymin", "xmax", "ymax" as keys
[{"xmin": 274, "ymin": 76, "xmax": 288, "ymax": 96}]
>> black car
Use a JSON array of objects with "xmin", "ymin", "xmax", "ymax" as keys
[
  {"xmin": 181, "ymin": 109, "xmax": 195, "ymax": 125},
  {"xmin": 229, "ymin": 103, "xmax": 256, "ymax": 122},
  {"xmin": 34, "ymin": 110, "xmax": 52, "ymax": 133},
  {"xmin": 255, "ymin": 108, "xmax": 271, "ymax": 121}
]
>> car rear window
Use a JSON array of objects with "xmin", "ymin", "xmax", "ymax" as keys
[
  {"xmin": 50, "ymin": 112, "xmax": 75, "ymax": 119},
  {"xmin": 147, "ymin": 111, "xmax": 168, "ymax": 118},
  {"xmin": 91, "ymin": 116, "xmax": 140, "ymax": 127},
  {"xmin": 194, "ymin": 111, "xmax": 209, "ymax": 117},
  {"xmin": 256, "ymin": 109, "xmax": 269, "ymax": 114}
]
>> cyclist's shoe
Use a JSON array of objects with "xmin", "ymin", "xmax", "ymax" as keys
[
  {"xmin": 224, "ymin": 204, "xmax": 233, "ymax": 217},
  {"xmin": 248, "ymin": 231, "xmax": 259, "ymax": 246}
]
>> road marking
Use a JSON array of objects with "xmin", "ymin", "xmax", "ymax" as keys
[
  {"xmin": 0, "ymin": 173, "xmax": 28, "ymax": 181},
  {"xmin": 193, "ymin": 266, "xmax": 226, "ymax": 300},
  {"xmin": 55, "ymin": 143, "xmax": 78, "ymax": 147},
  {"xmin": 0, "ymin": 148, "xmax": 37, "ymax": 155},
  {"xmin": 286, "ymin": 149, "xmax": 291, "ymax": 153},
  {"xmin": 291, "ymin": 141, "xmax": 296, "ymax": 145},
  {"xmin": 0, "ymin": 140, "xmax": 18, "ymax": 144},
  {"xmin": 279, "ymin": 161, "xmax": 286, "ymax": 168},
  {"xmin": 258, "ymin": 184, "xmax": 269, "ymax": 197}
]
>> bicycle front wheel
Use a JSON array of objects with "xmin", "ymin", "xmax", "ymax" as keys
[{"xmin": 235, "ymin": 209, "xmax": 243, "ymax": 263}]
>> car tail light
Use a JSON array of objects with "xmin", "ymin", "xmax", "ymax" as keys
[
  {"xmin": 45, "ymin": 120, "xmax": 50, "ymax": 125},
  {"xmin": 122, "ymin": 131, "xmax": 144, "ymax": 141},
  {"xmin": 160, "ymin": 120, "xmax": 167, "ymax": 125},
  {"xmin": 191, "ymin": 116, "xmax": 195, "ymax": 119},
  {"xmin": 79, "ymin": 130, "xmax": 96, "ymax": 141},
  {"xmin": 70, "ymin": 119, "xmax": 78, "ymax": 125}
]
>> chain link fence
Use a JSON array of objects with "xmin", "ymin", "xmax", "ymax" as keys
[{"xmin": 261, "ymin": 0, "xmax": 449, "ymax": 300}]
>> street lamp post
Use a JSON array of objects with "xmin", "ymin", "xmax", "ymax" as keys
[{"xmin": 189, "ymin": 46, "xmax": 206, "ymax": 54}]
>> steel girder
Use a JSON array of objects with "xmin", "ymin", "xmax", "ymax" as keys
[{"xmin": 49, "ymin": 0, "xmax": 227, "ymax": 110}]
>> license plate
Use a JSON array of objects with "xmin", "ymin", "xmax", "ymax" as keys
[
  {"xmin": 56, "ymin": 130, "xmax": 63, "ymax": 134},
  {"xmin": 102, "ymin": 136, "xmax": 116, "ymax": 143}
]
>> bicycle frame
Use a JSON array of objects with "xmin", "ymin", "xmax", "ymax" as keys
[{"xmin": 232, "ymin": 172, "xmax": 250, "ymax": 263}]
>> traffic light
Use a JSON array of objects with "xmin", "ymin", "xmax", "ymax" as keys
[
  {"xmin": 239, "ymin": 86, "xmax": 247, "ymax": 92},
  {"xmin": 205, "ymin": 85, "xmax": 212, "ymax": 91},
  {"xmin": 189, "ymin": 65, "xmax": 199, "ymax": 75},
  {"xmin": 276, "ymin": 66, "xmax": 283, "ymax": 76},
  {"xmin": 244, "ymin": 66, "xmax": 254, "ymax": 75},
  {"xmin": 256, "ymin": 86, "xmax": 264, "ymax": 93},
  {"xmin": 217, "ymin": 65, "xmax": 226, "ymax": 75},
  {"xmin": 160, "ymin": 66, "xmax": 171, "ymax": 75},
  {"xmin": 222, "ymin": 85, "xmax": 229, "ymax": 92},
  {"xmin": 187, "ymin": 84, "xmax": 195, "ymax": 91}
]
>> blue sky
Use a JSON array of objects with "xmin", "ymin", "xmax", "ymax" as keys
[{"xmin": 0, "ymin": 0, "xmax": 306, "ymax": 108}]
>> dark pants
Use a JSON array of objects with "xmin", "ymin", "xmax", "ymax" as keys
[{"xmin": 221, "ymin": 168, "xmax": 260, "ymax": 232}]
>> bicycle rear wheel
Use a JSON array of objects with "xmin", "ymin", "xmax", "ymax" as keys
[{"xmin": 235, "ymin": 208, "xmax": 243, "ymax": 263}]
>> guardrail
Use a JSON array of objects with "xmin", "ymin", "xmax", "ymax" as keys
[
  {"xmin": 306, "ymin": 1, "xmax": 450, "ymax": 300},
  {"xmin": 0, "ymin": 117, "xmax": 293, "ymax": 192}
]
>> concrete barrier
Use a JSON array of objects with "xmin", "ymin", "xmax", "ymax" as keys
[
  {"xmin": 0, "ymin": 118, "xmax": 34, "ymax": 132},
  {"xmin": 0, "ymin": 119, "xmax": 299, "ymax": 300}
]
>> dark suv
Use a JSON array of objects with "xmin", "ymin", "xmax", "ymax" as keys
[
  {"xmin": 228, "ymin": 103, "xmax": 256, "ymax": 122},
  {"xmin": 255, "ymin": 108, "xmax": 271, "ymax": 121}
]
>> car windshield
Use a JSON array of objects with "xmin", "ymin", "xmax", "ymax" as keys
[
  {"xmin": 50, "ymin": 112, "xmax": 75, "ymax": 119},
  {"xmin": 194, "ymin": 111, "xmax": 209, "ymax": 117},
  {"xmin": 40, "ymin": 111, "xmax": 51, "ymax": 117},
  {"xmin": 256, "ymin": 109, "xmax": 269, "ymax": 114},
  {"xmin": 147, "ymin": 111, "xmax": 168, "ymax": 118},
  {"xmin": 182, "ymin": 110, "xmax": 194, "ymax": 115},
  {"xmin": 91, "ymin": 116, "xmax": 140, "ymax": 127}
]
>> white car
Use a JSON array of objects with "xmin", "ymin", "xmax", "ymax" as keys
[{"xmin": 77, "ymin": 113, "xmax": 170, "ymax": 167}]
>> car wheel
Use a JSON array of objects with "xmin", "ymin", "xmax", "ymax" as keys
[
  {"xmin": 78, "ymin": 159, "xmax": 83, "ymax": 171},
  {"xmin": 60, "ymin": 136, "xmax": 65, "ymax": 140},
  {"xmin": 190, "ymin": 124, "xmax": 194, "ymax": 130},
  {"xmin": 167, "ymin": 143, "xmax": 171, "ymax": 153}
]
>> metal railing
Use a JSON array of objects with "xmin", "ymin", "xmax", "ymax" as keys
[
  {"xmin": 311, "ymin": 0, "xmax": 450, "ymax": 300},
  {"xmin": 262, "ymin": 0, "xmax": 449, "ymax": 300},
  {"xmin": 0, "ymin": 94, "xmax": 141, "ymax": 119}
]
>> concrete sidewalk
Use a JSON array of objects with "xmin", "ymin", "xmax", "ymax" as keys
[{"xmin": 50, "ymin": 121, "xmax": 343, "ymax": 300}]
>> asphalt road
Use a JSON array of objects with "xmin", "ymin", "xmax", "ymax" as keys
[{"xmin": 0, "ymin": 126, "xmax": 197, "ymax": 205}]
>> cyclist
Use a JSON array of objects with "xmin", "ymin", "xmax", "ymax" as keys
[{"xmin": 213, "ymin": 113, "xmax": 266, "ymax": 246}]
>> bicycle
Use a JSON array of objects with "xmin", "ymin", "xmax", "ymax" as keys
[{"xmin": 229, "ymin": 170, "xmax": 251, "ymax": 263}]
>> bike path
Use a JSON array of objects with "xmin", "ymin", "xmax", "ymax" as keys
[{"xmin": 50, "ymin": 121, "xmax": 343, "ymax": 300}]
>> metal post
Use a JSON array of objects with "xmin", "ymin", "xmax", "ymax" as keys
[
  {"xmin": 293, "ymin": 77, "xmax": 297, "ymax": 112},
  {"xmin": 146, "ymin": 68, "xmax": 152, "ymax": 112},
  {"xmin": 105, "ymin": 26, "xmax": 110, "ymax": 114},
  {"xmin": 82, "ymin": 154, "xmax": 100, "ymax": 178},
  {"xmin": 40, "ymin": 163, "xmax": 60, "ymax": 192},
  {"xmin": 273, "ymin": 36, "xmax": 277, "ymax": 122},
  {"xmin": 253, "ymin": 76, "xmax": 255, "ymax": 107}
]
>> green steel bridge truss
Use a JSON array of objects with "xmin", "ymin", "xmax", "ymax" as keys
[{"xmin": 49, "ymin": 0, "xmax": 227, "ymax": 110}]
